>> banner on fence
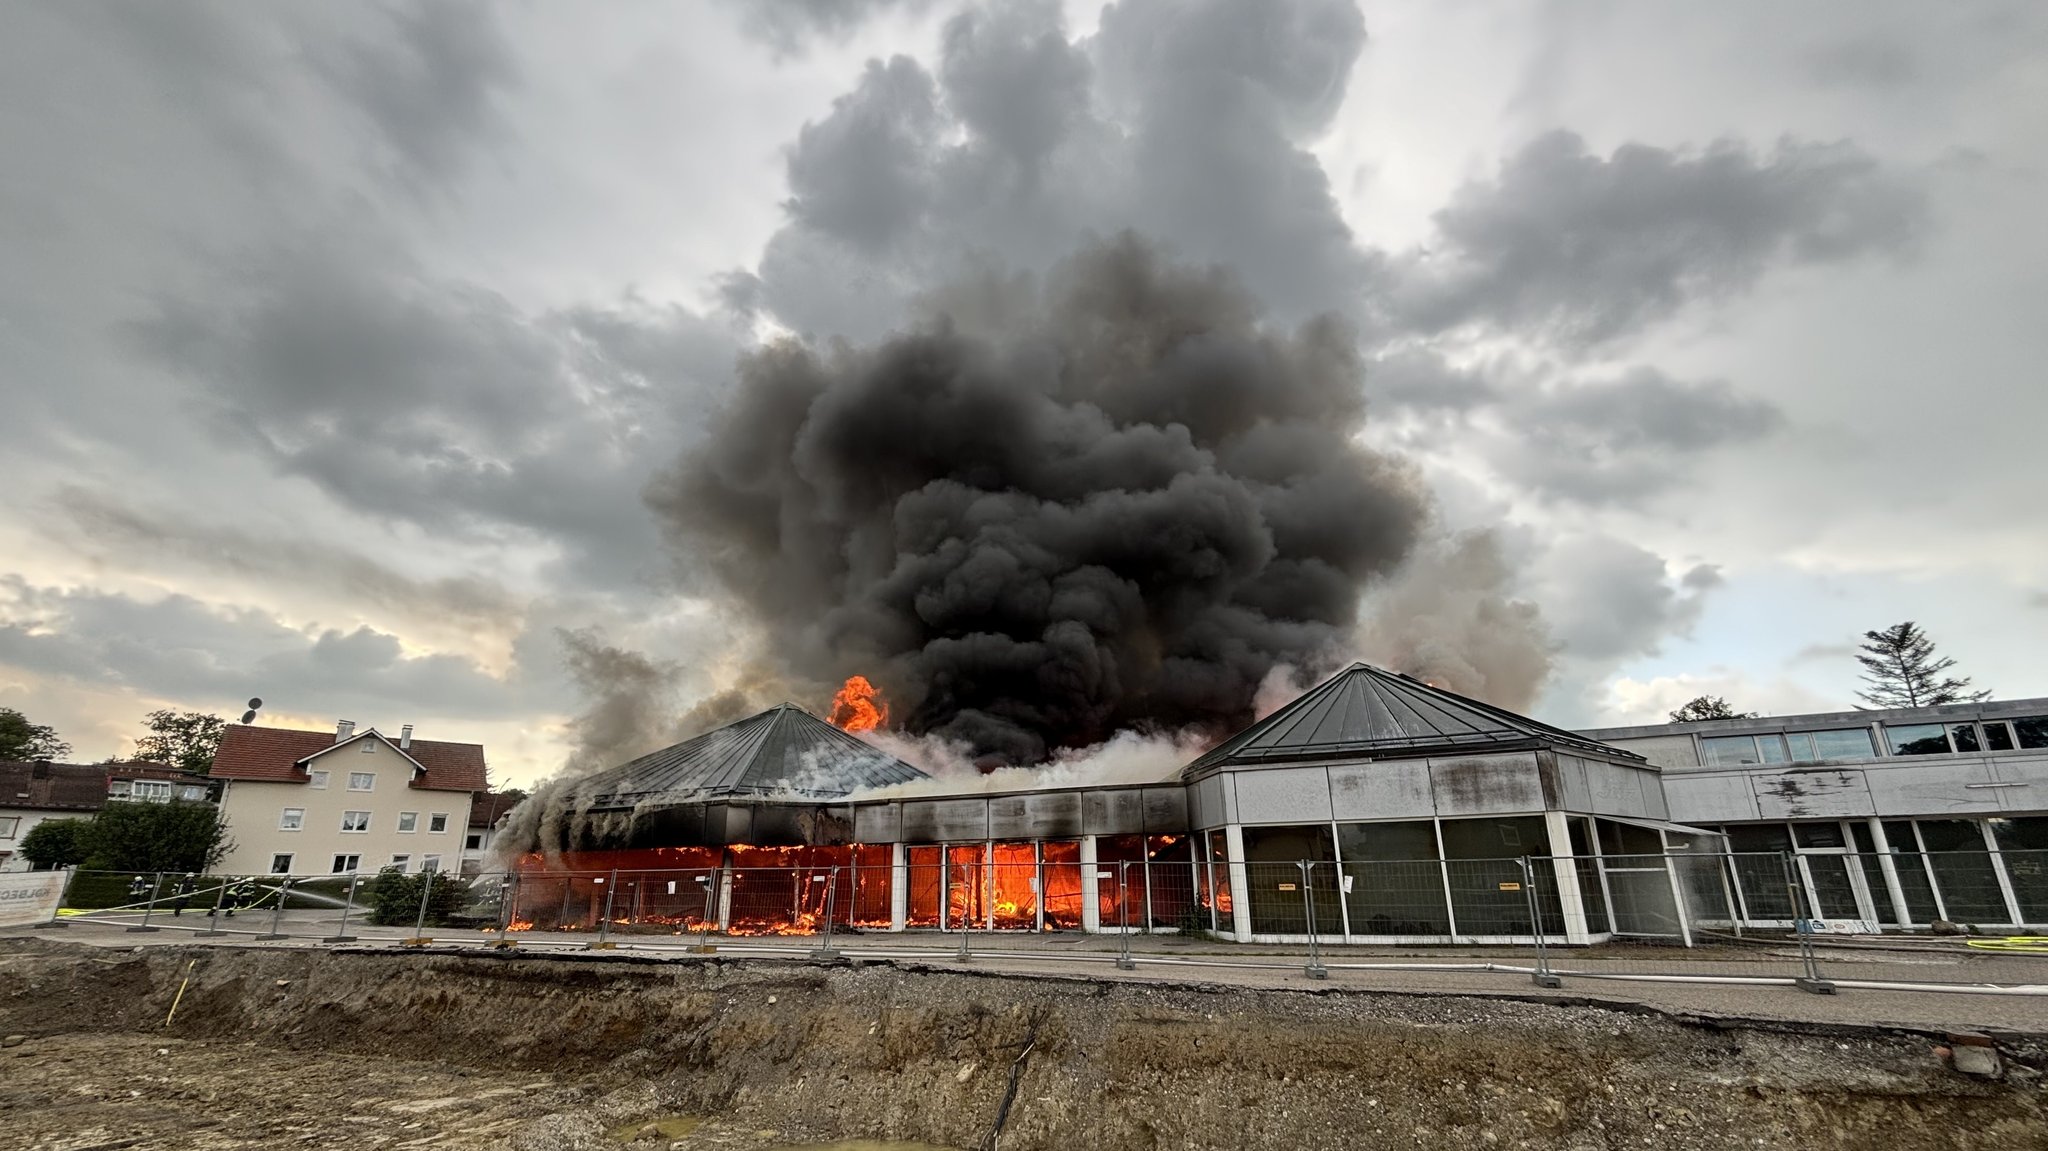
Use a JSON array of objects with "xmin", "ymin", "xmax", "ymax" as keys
[{"xmin": 0, "ymin": 870, "xmax": 66, "ymax": 928}]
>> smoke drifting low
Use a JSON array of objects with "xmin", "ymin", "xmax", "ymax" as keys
[{"xmin": 650, "ymin": 236, "xmax": 1431, "ymax": 762}]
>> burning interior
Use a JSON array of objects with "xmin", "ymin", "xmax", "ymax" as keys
[{"xmin": 503, "ymin": 664, "xmax": 1718, "ymax": 945}]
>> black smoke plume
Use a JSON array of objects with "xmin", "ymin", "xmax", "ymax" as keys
[{"xmin": 649, "ymin": 237, "xmax": 1428, "ymax": 762}]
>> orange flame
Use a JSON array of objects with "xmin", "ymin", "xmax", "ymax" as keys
[{"xmin": 828, "ymin": 674, "xmax": 889, "ymax": 732}]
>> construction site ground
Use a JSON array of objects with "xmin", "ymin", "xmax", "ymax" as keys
[{"xmin": 6, "ymin": 914, "xmax": 2048, "ymax": 1149}]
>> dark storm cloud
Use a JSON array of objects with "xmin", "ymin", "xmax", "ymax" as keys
[
  {"xmin": 651, "ymin": 237, "xmax": 1428, "ymax": 762},
  {"xmin": 749, "ymin": 0, "xmax": 1374, "ymax": 340},
  {"xmin": 132, "ymin": 240, "xmax": 739, "ymax": 589},
  {"xmin": 1392, "ymin": 130, "xmax": 1928, "ymax": 346}
]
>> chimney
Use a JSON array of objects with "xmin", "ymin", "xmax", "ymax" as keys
[
  {"xmin": 31, "ymin": 759, "xmax": 50, "ymax": 779},
  {"xmin": 399, "ymin": 724, "xmax": 413, "ymax": 750},
  {"xmin": 335, "ymin": 719, "xmax": 355, "ymax": 743}
]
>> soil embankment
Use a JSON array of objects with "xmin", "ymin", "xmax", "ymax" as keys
[{"xmin": 1, "ymin": 937, "xmax": 2043, "ymax": 1150}]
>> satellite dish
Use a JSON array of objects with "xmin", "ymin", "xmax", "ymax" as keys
[
  {"xmin": 248, "ymin": 697, "xmax": 263, "ymax": 710},
  {"xmin": 240, "ymin": 697, "xmax": 264, "ymax": 725}
]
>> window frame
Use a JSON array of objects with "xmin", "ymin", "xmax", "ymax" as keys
[
  {"xmin": 428, "ymin": 812, "xmax": 449, "ymax": 834},
  {"xmin": 309, "ymin": 770, "xmax": 329, "ymax": 789},
  {"xmin": 133, "ymin": 779, "xmax": 172, "ymax": 801},
  {"xmin": 421, "ymin": 855, "xmax": 442, "ymax": 874},
  {"xmin": 0, "ymin": 816, "xmax": 19, "ymax": 839},
  {"xmin": 397, "ymin": 811, "xmax": 418, "ymax": 834},
  {"xmin": 347, "ymin": 771, "xmax": 376, "ymax": 792},
  {"xmin": 340, "ymin": 810, "xmax": 372, "ymax": 833},
  {"xmin": 270, "ymin": 853, "xmax": 294, "ymax": 875},
  {"xmin": 331, "ymin": 853, "xmax": 360, "ymax": 875},
  {"xmin": 279, "ymin": 807, "xmax": 305, "ymax": 831},
  {"xmin": 390, "ymin": 854, "xmax": 411, "ymax": 871}
]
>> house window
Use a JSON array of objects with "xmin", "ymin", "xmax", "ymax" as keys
[
  {"xmin": 108, "ymin": 780, "xmax": 131, "ymax": 797},
  {"xmin": 331, "ymin": 854, "xmax": 360, "ymax": 874},
  {"xmin": 1985, "ymin": 722, "xmax": 2016, "ymax": 751},
  {"xmin": 0, "ymin": 817, "xmax": 19, "ymax": 839},
  {"xmin": 397, "ymin": 812, "xmax": 418, "ymax": 833},
  {"xmin": 1790, "ymin": 728, "xmax": 1878, "ymax": 760},
  {"xmin": 310, "ymin": 770, "xmax": 329, "ymax": 789},
  {"xmin": 133, "ymin": 780, "xmax": 172, "ymax": 801},
  {"xmin": 422, "ymin": 855, "xmax": 442, "ymax": 874},
  {"xmin": 270, "ymin": 854, "xmax": 293, "ymax": 874},
  {"xmin": 2015, "ymin": 717, "xmax": 2048, "ymax": 750},
  {"xmin": 359, "ymin": 740, "xmax": 376, "ymax": 753},
  {"xmin": 464, "ymin": 832, "xmax": 483, "ymax": 851},
  {"xmin": 428, "ymin": 813, "xmax": 448, "ymax": 833},
  {"xmin": 180, "ymin": 785, "xmax": 205, "ymax": 800},
  {"xmin": 390, "ymin": 854, "xmax": 410, "ymax": 871},
  {"xmin": 279, "ymin": 808, "xmax": 304, "ymax": 831},
  {"xmin": 348, "ymin": 772, "xmax": 375, "ymax": 791},
  {"xmin": 341, "ymin": 811, "xmax": 371, "ymax": 833},
  {"xmin": 1701, "ymin": 735, "xmax": 1765, "ymax": 766}
]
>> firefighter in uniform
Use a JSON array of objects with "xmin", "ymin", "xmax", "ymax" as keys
[
  {"xmin": 172, "ymin": 873, "xmax": 197, "ymax": 916},
  {"xmin": 227, "ymin": 876, "xmax": 256, "ymax": 917},
  {"xmin": 126, "ymin": 874, "xmax": 152, "ymax": 908}
]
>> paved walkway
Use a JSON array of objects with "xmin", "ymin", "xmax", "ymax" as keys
[{"xmin": 17, "ymin": 907, "xmax": 2048, "ymax": 1036}]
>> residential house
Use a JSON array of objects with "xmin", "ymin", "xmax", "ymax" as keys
[
  {"xmin": 107, "ymin": 762, "xmax": 218, "ymax": 804},
  {"xmin": 0, "ymin": 760, "xmax": 109, "ymax": 871},
  {"xmin": 210, "ymin": 721, "xmax": 487, "ymax": 878},
  {"xmin": 461, "ymin": 790, "xmax": 523, "ymax": 874}
]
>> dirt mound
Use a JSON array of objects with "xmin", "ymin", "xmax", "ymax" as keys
[{"xmin": 2, "ymin": 937, "xmax": 2043, "ymax": 1150}]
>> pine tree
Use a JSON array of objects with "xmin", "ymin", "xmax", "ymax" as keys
[
  {"xmin": 1667, "ymin": 696, "xmax": 1758, "ymax": 723},
  {"xmin": 1855, "ymin": 621, "xmax": 1990, "ymax": 709}
]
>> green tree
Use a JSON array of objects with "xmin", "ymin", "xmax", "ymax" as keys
[
  {"xmin": 1856, "ymin": 621, "xmax": 1990, "ymax": 709},
  {"xmin": 17, "ymin": 817, "xmax": 93, "ymax": 869},
  {"xmin": 130, "ymin": 710, "xmax": 226, "ymax": 774},
  {"xmin": 1667, "ymin": 696, "xmax": 1759, "ymax": 723},
  {"xmin": 369, "ymin": 867, "xmax": 467, "ymax": 927},
  {"xmin": 0, "ymin": 707, "xmax": 71, "ymax": 761},
  {"xmin": 84, "ymin": 800, "xmax": 233, "ymax": 873}
]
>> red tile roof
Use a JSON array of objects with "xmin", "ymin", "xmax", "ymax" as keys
[
  {"xmin": 467, "ymin": 790, "xmax": 523, "ymax": 829},
  {"xmin": 211, "ymin": 726, "xmax": 488, "ymax": 793},
  {"xmin": 0, "ymin": 761, "xmax": 111, "ymax": 812}
]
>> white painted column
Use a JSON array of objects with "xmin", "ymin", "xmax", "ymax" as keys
[
  {"xmin": 1080, "ymin": 835, "xmax": 1101, "ymax": 933},
  {"xmin": 1865, "ymin": 819, "xmax": 1911, "ymax": 928},
  {"xmin": 1543, "ymin": 810, "xmax": 1592, "ymax": 945},
  {"xmin": 890, "ymin": 842, "xmax": 907, "ymax": 932},
  {"xmin": 1225, "ymin": 825, "xmax": 1252, "ymax": 943}
]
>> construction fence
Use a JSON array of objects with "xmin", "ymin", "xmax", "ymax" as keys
[{"xmin": 19, "ymin": 852, "xmax": 2048, "ymax": 996}]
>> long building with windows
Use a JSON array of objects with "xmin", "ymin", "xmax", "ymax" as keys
[{"xmin": 1581, "ymin": 699, "xmax": 2048, "ymax": 931}]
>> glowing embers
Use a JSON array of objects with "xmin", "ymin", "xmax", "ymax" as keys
[
  {"xmin": 905, "ymin": 842, "xmax": 1084, "ymax": 931},
  {"xmin": 724, "ymin": 845, "xmax": 892, "ymax": 936},
  {"xmin": 511, "ymin": 847, "xmax": 723, "ymax": 934},
  {"xmin": 827, "ymin": 675, "xmax": 888, "ymax": 732}
]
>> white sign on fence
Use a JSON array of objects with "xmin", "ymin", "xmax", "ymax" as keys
[{"xmin": 0, "ymin": 870, "xmax": 67, "ymax": 928}]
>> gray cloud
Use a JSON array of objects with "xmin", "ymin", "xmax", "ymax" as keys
[
  {"xmin": 1391, "ymin": 130, "xmax": 1927, "ymax": 346},
  {"xmin": 1533, "ymin": 537, "xmax": 1719, "ymax": 663},
  {"xmin": 727, "ymin": 0, "xmax": 932, "ymax": 57},
  {"xmin": 0, "ymin": 577, "xmax": 545, "ymax": 722}
]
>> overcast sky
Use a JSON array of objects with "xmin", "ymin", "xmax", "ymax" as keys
[{"xmin": 3, "ymin": 0, "xmax": 2043, "ymax": 787}]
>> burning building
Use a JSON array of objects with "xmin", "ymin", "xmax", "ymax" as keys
[{"xmin": 508, "ymin": 663, "xmax": 1718, "ymax": 944}]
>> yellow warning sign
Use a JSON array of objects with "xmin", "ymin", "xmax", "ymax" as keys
[
  {"xmin": 1276, "ymin": 883, "xmax": 1298, "ymax": 892},
  {"xmin": 1497, "ymin": 882, "xmax": 1522, "ymax": 892}
]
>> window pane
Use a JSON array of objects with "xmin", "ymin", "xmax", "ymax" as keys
[
  {"xmin": 1993, "ymin": 820, "xmax": 2048, "ymax": 922},
  {"xmin": 1793, "ymin": 822, "xmax": 1844, "ymax": 849},
  {"xmin": 2013, "ymin": 717, "xmax": 2048, "ymax": 750},
  {"xmin": 1702, "ymin": 735, "xmax": 1761, "ymax": 766},
  {"xmin": 1916, "ymin": 820, "xmax": 2009, "ymax": 923},
  {"xmin": 1241, "ymin": 825, "xmax": 1338, "ymax": 935},
  {"xmin": 1984, "ymin": 722, "xmax": 2016, "ymax": 752},
  {"xmin": 1440, "ymin": 817, "xmax": 1564, "ymax": 937},
  {"xmin": 1756, "ymin": 735, "xmax": 1791, "ymax": 764},
  {"xmin": 1950, "ymin": 724, "xmax": 1981, "ymax": 753},
  {"xmin": 1806, "ymin": 729, "xmax": 1876, "ymax": 758},
  {"xmin": 1784, "ymin": 732, "xmax": 1817, "ymax": 762},
  {"xmin": 1880, "ymin": 821, "xmax": 1941, "ymax": 923},
  {"xmin": 1336, "ymin": 821, "xmax": 1449, "ymax": 936},
  {"xmin": 1885, "ymin": 723, "xmax": 1951, "ymax": 756}
]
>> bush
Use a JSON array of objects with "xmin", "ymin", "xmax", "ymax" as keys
[
  {"xmin": 83, "ymin": 800, "xmax": 232, "ymax": 873},
  {"xmin": 368, "ymin": 867, "xmax": 467, "ymax": 927},
  {"xmin": 17, "ymin": 817, "xmax": 92, "ymax": 869}
]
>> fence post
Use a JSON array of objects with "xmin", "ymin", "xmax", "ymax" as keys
[
  {"xmin": 403, "ymin": 869, "xmax": 434, "ymax": 946},
  {"xmin": 690, "ymin": 871, "xmax": 719, "ymax": 953},
  {"xmin": 325, "ymin": 874, "xmax": 361, "ymax": 944},
  {"xmin": 813, "ymin": 866, "xmax": 842, "ymax": 961},
  {"xmin": 1521, "ymin": 857, "xmax": 1561, "ymax": 988},
  {"xmin": 587, "ymin": 870, "xmax": 620, "ymax": 950},
  {"xmin": 1116, "ymin": 861, "xmax": 1137, "ymax": 970},
  {"xmin": 127, "ymin": 872, "xmax": 164, "ymax": 934},
  {"xmin": 1785, "ymin": 851, "xmax": 1835, "ymax": 994},
  {"xmin": 955, "ymin": 868, "xmax": 975, "ymax": 962},
  {"xmin": 1298, "ymin": 861, "xmax": 1327, "ymax": 980},
  {"xmin": 197, "ymin": 875, "xmax": 229, "ymax": 937},
  {"xmin": 254, "ymin": 877, "xmax": 292, "ymax": 941},
  {"xmin": 32, "ymin": 866, "xmax": 77, "ymax": 929}
]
